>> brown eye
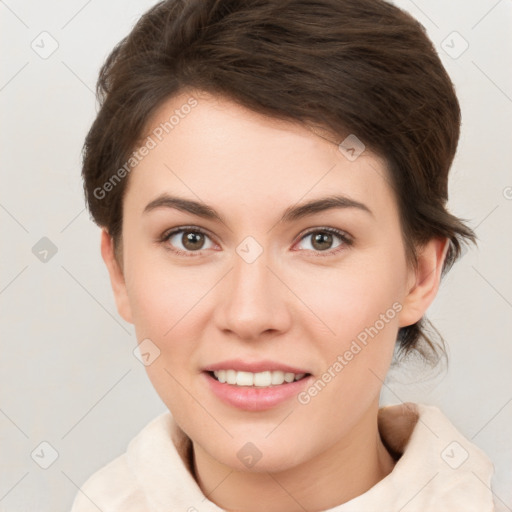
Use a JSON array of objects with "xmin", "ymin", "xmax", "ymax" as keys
[
  {"xmin": 181, "ymin": 230, "xmax": 206, "ymax": 251},
  {"xmin": 295, "ymin": 228, "xmax": 352, "ymax": 255},
  {"xmin": 162, "ymin": 227, "xmax": 215, "ymax": 255},
  {"xmin": 311, "ymin": 231, "xmax": 334, "ymax": 251}
]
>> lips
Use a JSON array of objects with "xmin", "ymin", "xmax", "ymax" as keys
[
  {"xmin": 201, "ymin": 359, "xmax": 312, "ymax": 411},
  {"xmin": 203, "ymin": 371, "xmax": 313, "ymax": 411},
  {"xmin": 203, "ymin": 359, "xmax": 310, "ymax": 375}
]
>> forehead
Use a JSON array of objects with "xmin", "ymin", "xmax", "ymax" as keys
[{"xmin": 124, "ymin": 90, "xmax": 398, "ymax": 225}]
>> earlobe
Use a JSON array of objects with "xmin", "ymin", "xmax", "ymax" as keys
[
  {"xmin": 100, "ymin": 229, "xmax": 133, "ymax": 324},
  {"xmin": 398, "ymin": 237, "xmax": 450, "ymax": 328}
]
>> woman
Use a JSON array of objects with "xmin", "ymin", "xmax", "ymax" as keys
[{"xmin": 71, "ymin": 0, "xmax": 495, "ymax": 510}]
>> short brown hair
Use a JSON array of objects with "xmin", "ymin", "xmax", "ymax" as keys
[{"xmin": 82, "ymin": 0, "xmax": 476, "ymax": 364}]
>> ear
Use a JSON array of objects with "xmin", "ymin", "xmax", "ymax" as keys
[
  {"xmin": 100, "ymin": 229, "xmax": 133, "ymax": 324},
  {"xmin": 398, "ymin": 237, "xmax": 450, "ymax": 328}
]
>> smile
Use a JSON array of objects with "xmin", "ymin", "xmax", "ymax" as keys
[
  {"xmin": 211, "ymin": 369, "xmax": 308, "ymax": 387},
  {"xmin": 203, "ymin": 370, "xmax": 313, "ymax": 412}
]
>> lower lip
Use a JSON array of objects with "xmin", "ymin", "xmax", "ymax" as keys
[{"xmin": 203, "ymin": 372, "xmax": 312, "ymax": 412}]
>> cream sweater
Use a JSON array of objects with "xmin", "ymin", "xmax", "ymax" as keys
[{"xmin": 70, "ymin": 403, "xmax": 495, "ymax": 511}]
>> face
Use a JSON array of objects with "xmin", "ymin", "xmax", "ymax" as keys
[{"xmin": 104, "ymin": 90, "xmax": 441, "ymax": 473}]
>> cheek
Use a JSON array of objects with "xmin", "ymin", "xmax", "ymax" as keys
[
  {"xmin": 292, "ymin": 247, "xmax": 406, "ymax": 406},
  {"xmin": 125, "ymin": 261, "xmax": 204, "ymax": 412},
  {"xmin": 298, "ymin": 253, "xmax": 405, "ymax": 343},
  {"xmin": 125, "ymin": 245, "xmax": 205, "ymax": 337},
  {"xmin": 124, "ymin": 251, "xmax": 208, "ymax": 398},
  {"xmin": 292, "ymin": 262, "xmax": 403, "ymax": 430}
]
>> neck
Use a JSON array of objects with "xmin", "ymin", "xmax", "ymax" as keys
[{"xmin": 192, "ymin": 401, "xmax": 396, "ymax": 512}]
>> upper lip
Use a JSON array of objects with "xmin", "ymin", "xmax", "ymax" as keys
[{"xmin": 203, "ymin": 359, "xmax": 310, "ymax": 374}]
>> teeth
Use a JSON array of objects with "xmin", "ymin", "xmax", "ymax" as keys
[
  {"xmin": 253, "ymin": 371, "xmax": 271, "ymax": 387},
  {"xmin": 236, "ymin": 371, "xmax": 254, "ymax": 386},
  {"xmin": 212, "ymin": 370, "xmax": 307, "ymax": 387},
  {"xmin": 284, "ymin": 372, "xmax": 295, "ymax": 383},
  {"xmin": 226, "ymin": 369, "xmax": 237, "ymax": 384}
]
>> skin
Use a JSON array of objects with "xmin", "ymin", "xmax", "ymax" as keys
[{"xmin": 101, "ymin": 89, "xmax": 449, "ymax": 511}]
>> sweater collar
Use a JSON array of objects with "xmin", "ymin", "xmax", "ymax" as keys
[{"xmin": 126, "ymin": 402, "xmax": 495, "ymax": 511}]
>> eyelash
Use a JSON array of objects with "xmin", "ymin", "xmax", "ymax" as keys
[{"xmin": 159, "ymin": 225, "xmax": 353, "ymax": 258}]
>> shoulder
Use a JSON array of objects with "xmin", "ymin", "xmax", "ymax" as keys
[
  {"xmin": 69, "ymin": 452, "xmax": 147, "ymax": 512},
  {"xmin": 69, "ymin": 412, "xmax": 172, "ymax": 512},
  {"xmin": 375, "ymin": 402, "xmax": 496, "ymax": 512}
]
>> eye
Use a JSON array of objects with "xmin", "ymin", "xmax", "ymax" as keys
[
  {"xmin": 160, "ymin": 226, "xmax": 216, "ymax": 256},
  {"xmin": 294, "ymin": 227, "xmax": 352, "ymax": 256},
  {"xmin": 159, "ymin": 226, "xmax": 352, "ymax": 258}
]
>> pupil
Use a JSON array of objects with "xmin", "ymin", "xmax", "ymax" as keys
[
  {"xmin": 183, "ymin": 231, "xmax": 204, "ymax": 250},
  {"xmin": 312, "ymin": 232, "xmax": 332, "ymax": 251}
]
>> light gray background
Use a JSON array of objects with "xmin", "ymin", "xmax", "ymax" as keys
[{"xmin": 1, "ymin": 0, "xmax": 511, "ymax": 511}]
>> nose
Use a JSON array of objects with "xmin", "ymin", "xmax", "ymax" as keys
[{"xmin": 213, "ymin": 247, "xmax": 293, "ymax": 341}]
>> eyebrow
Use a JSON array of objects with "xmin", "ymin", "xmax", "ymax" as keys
[{"xmin": 143, "ymin": 193, "xmax": 373, "ymax": 224}]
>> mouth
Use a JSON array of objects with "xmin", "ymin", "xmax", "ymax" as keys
[
  {"xmin": 202, "ymin": 364, "xmax": 313, "ymax": 411},
  {"xmin": 207, "ymin": 369, "xmax": 310, "ymax": 387}
]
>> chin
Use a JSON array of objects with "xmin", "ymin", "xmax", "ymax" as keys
[{"xmin": 200, "ymin": 435, "xmax": 311, "ymax": 474}]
